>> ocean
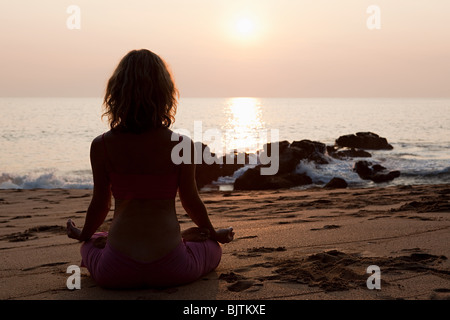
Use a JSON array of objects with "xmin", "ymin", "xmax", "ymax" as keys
[{"xmin": 0, "ymin": 97, "xmax": 449, "ymax": 190}]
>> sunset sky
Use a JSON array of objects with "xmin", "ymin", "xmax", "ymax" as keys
[{"xmin": 1, "ymin": 0, "xmax": 449, "ymax": 97}]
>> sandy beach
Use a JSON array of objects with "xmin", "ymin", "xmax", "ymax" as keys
[{"xmin": 1, "ymin": 184, "xmax": 449, "ymax": 300}]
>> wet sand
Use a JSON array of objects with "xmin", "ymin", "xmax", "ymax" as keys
[{"xmin": 1, "ymin": 184, "xmax": 449, "ymax": 300}]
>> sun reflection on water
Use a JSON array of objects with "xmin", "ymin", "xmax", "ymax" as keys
[{"xmin": 224, "ymin": 97, "xmax": 266, "ymax": 154}]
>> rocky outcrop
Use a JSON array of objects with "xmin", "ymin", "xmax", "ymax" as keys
[
  {"xmin": 290, "ymin": 140, "xmax": 329, "ymax": 164},
  {"xmin": 353, "ymin": 160, "xmax": 400, "ymax": 183},
  {"xmin": 324, "ymin": 177, "xmax": 348, "ymax": 189},
  {"xmin": 192, "ymin": 132, "xmax": 399, "ymax": 190},
  {"xmin": 326, "ymin": 146, "xmax": 372, "ymax": 159},
  {"xmin": 194, "ymin": 142, "xmax": 248, "ymax": 189},
  {"xmin": 335, "ymin": 132, "xmax": 393, "ymax": 150},
  {"xmin": 234, "ymin": 166, "xmax": 312, "ymax": 190},
  {"xmin": 233, "ymin": 139, "xmax": 328, "ymax": 190},
  {"xmin": 219, "ymin": 153, "xmax": 250, "ymax": 177}
]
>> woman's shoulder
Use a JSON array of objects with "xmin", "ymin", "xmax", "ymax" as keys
[
  {"xmin": 160, "ymin": 127, "xmax": 193, "ymax": 143},
  {"xmin": 91, "ymin": 131, "xmax": 111, "ymax": 144},
  {"xmin": 91, "ymin": 132, "xmax": 104, "ymax": 145}
]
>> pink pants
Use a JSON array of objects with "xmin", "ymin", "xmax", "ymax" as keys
[{"xmin": 80, "ymin": 232, "xmax": 222, "ymax": 289}]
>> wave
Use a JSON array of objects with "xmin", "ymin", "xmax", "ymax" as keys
[
  {"xmin": 0, "ymin": 171, "xmax": 93, "ymax": 189},
  {"xmin": 1, "ymin": 163, "xmax": 448, "ymax": 191},
  {"xmin": 295, "ymin": 159, "xmax": 367, "ymax": 187},
  {"xmin": 399, "ymin": 167, "xmax": 450, "ymax": 180},
  {"xmin": 294, "ymin": 160, "xmax": 450, "ymax": 187}
]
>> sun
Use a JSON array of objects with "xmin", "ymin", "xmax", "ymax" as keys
[
  {"xmin": 230, "ymin": 15, "xmax": 260, "ymax": 43},
  {"xmin": 236, "ymin": 18, "xmax": 254, "ymax": 36},
  {"xmin": 223, "ymin": 11, "xmax": 263, "ymax": 45}
]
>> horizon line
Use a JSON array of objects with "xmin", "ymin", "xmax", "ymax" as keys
[{"xmin": 1, "ymin": 96, "xmax": 450, "ymax": 100}]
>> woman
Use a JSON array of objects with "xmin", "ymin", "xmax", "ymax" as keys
[{"xmin": 66, "ymin": 49, "xmax": 234, "ymax": 289}]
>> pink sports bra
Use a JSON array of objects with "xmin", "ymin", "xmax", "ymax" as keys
[{"xmin": 102, "ymin": 133, "xmax": 179, "ymax": 200}]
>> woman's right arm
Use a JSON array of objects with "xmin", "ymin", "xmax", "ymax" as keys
[
  {"xmin": 177, "ymin": 138, "xmax": 234, "ymax": 244},
  {"xmin": 67, "ymin": 136, "xmax": 111, "ymax": 242}
]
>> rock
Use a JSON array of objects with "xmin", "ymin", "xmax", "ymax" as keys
[
  {"xmin": 327, "ymin": 146, "xmax": 372, "ymax": 159},
  {"xmin": 336, "ymin": 132, "xmax": 393, "ymax": 150},
  {"xmin": 263, "ymin": 140, "xmax": 290, "ymax": 156},
  {"xmin": 196, "ymin": 133, "xmax": 397, "ymax": 191},
  {"xmin": 275, "ymin": 147, "xmax": 305, "ymax": 175},
  {"xmin": 234, "ymin": 167, "xmax": 312, "ymax": 190},
  {"xmin": 193, "ymin": 142, "xmax": 222, "ymax": 189},
  {"xmin": 195, "ymin": 138, "xmax": 326, "ymax": 190},
  {"xmin": 284, "ymin": 172, "xmax": 313, "ymax": 186},
  {"xmin": 233, "ymin": 139, "xmax": 325, "ymax": 190},
  {"xmin": 371, "ymin": 170, "xmax": 401, "ymax": 183},
  {"xmin": 193, "ymin": 144, "xmax": 255, "ymax": 189},
  {"xmin": 371, "ymin": 164, "xmax": 386, "ymax": 172},
  {"xmin": 290, "ymin": 140, "xmax": 329, "ymax": 164},
  {"xmin": 324, "ymin": 177, "xmax": 348, "ymax": 189},
  {"xmin": 260, "ymin": 140, "xmax": 329, "ymax": 176},
  {"xmin": 291, "ymin": 140, "xmax": 326, "ymax": 154},
  {"xmin": 220, "ymin": 153, "xmax": 248, "ymax": 177},
  {"xmin": 195, "ymin": 162, "xmax": 222, "ymax": 189},
  {"xmin": 353, "ymin": 161, "xmax": 375, "ymax": 180},
  {"xmin": 233, "ymin": 167, "xmax": 262, "ymax": 190},
  {"xmin": 353, "ymin": 160, "xmax": 400, "ymax": 183}
]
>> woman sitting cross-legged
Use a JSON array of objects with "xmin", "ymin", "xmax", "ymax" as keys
[{"xmin": 66, "ymin": 49, "xmax": 234, "ymax": 289}]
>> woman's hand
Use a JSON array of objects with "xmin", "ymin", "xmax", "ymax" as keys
[
  {"xmin": 212, "ymin": 227, "xmax": 234, "ymax": 244},
  {"xmin": 181, "ymin": 227, "xmax": 210, "ymax": 242},
  {"xmin": 66, "ymin": 219, "xmax": 82, "ymax": 241},
  {"xmin": 182, "ymin": 226, "xmax": 235, "ymax": 244}
]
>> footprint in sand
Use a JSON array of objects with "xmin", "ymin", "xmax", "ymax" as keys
[
  {"xmin": 22, "ymin": 261, "xmax": 68, "ymax": 272},
  {"xmin": 0, "ymin": 215, "xmax": 32, "ymax": 224},
  {"xmin": 310, "ymin": 225, "xmax": 341, "ymax": 231},
  {"xmin": 235, "ymin": 235, "xmax": 258, "ymax": 241},
  {"xmin": 0, "ymin": 225, "xmax": 66, "ymax": 242},
  {"xmin": 233, "ymin": 246, "xmax": 287, "ymax": 258},
  {"xmin": 66, "ymin": 193, "xmax": 91, "ymax": 199},
  {"xmin": 219, "ymin": 272, "xmax": 246, "ymax": 283},
  {"xmin": 219, "ymin": 272, "xmax": 262, "ymax": 292},
  {"xmin": 227, "ymin": 280, "xmax": 256, "ymax": 292},
  {"xmin": 430, "ymin": 288, "xmax": 450, "ymax": 300}
]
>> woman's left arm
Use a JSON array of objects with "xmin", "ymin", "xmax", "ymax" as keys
[{"xmin": 67, "ymin": 136, "xmax": 112, "ymax": 241}]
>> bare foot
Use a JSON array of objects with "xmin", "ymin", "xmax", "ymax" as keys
[
  {"xmin": 181, "ymin": 227, "xmax": 210, "ymax": 242},
  {"xmin": 66, "ymin": 219, "xmax": 82, "ymax": 240},
  {"xmin": 214, "ymin": 227, "xmax": 234, "ymax": 244}
]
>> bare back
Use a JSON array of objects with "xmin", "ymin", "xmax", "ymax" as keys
[{"xmin": 100, "ymin": 127, "xmax": 182, "ymax": 262}]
